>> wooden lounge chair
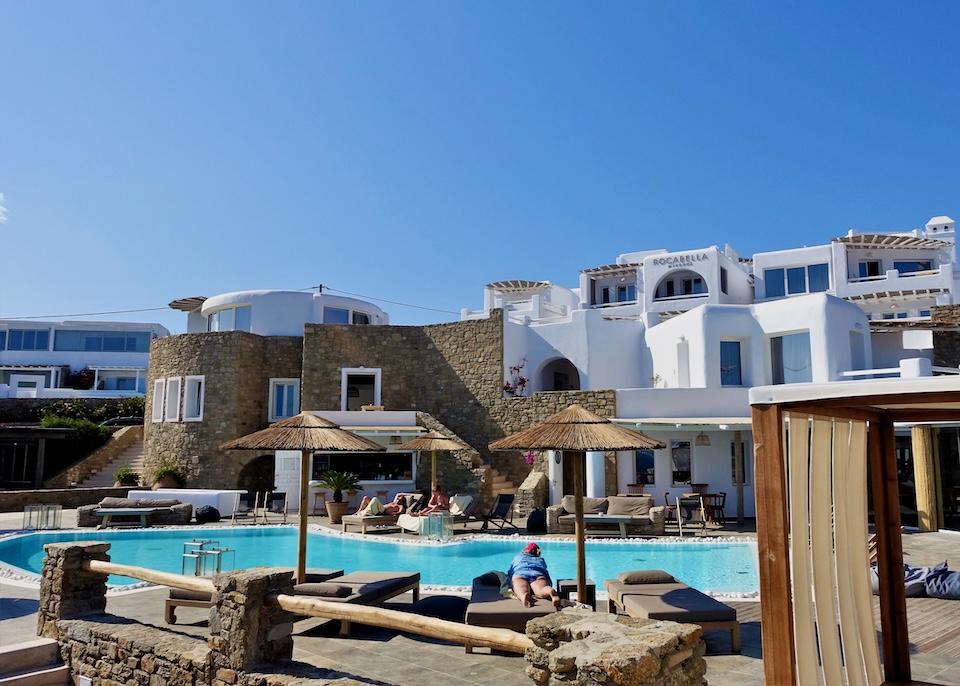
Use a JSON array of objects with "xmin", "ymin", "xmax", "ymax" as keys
[
  {"xmin": 605, "ymin": 569, "xmax": 740, "ymax": 653},
  {"xmin": 262, "ymin": 492, "xmax": 288, "ymax": 524},
  {"xmin": 464, "ymin": 572, "xmax": 557, "ymax": 652},
  {"xmin": 341, "ymin": 513, "xmax": 399, "ymax": 534},
  {"xmin": 231, "ymin": 492, "xmax": 260, "ymax": 524},
  {"xmin": 480, "ymin": 493, "xmax": 518, "ymax": 530},
  {"xmin": 165, "ymin": 567, "xmax": 344, "ymax": 624}
]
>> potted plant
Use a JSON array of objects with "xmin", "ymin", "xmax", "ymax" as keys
[
  {"xmin": 113, "ymin": 465, "xmax": 140, "ymax": 487},
  {"xmin": 315, "ymin": 470, "xmax": 361, "ymax": 523},
  {"xmin": 152, "ymin": 457, "xmax": 187, "ymax": 490}
]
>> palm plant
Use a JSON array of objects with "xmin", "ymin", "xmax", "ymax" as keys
[{"xmin": 315, "ymin": 470, "xmax": 361, "ymax": 502}]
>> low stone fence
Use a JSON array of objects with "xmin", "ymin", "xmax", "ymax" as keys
[
  {"xmin": 45, "ymin": 425, "xmax": 143, "ymax": 489},
  {"xmin": 0, "ymin": 487, "xmax": 125, "ymax": 513},
  {"xmin": 524, "ymin": 612, "xmax": 707, "ymax": 685},
  {"xmin": 37, "ymin": 542, "xmax": 708, "ymax": 686}
]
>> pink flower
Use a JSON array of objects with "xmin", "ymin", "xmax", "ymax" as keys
[{"xmin": 525, "ymin": 451, "xmax": 535, "ymax": 465}]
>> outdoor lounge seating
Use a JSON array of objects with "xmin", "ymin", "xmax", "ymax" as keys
[
  {"xmin": 463, "ymin": 572, "xmax": 557, "ymax": 652},
  {"xmin": 341, "ymin": 513, "xmax": 399, "ymax": 534},
  {"xmin": 480, "ymin": 493, "xmax": 518, "ymax": 530},
  {"xmin": 294, "ymin": 570, "xmax": 421, "ymax": 636},
  {"xmin": 164, "ymin": 567, "xmax": 345, "ymax": 623},
  {"xmin": 605, "ymin": 569, "xmax": 740, "ymax": 653},
  {"xmin": 395, "ymin": 494, "xmax": 475, "ymax": 535},
  {"xmin": 77, "ymin": 497, "xmax": 193, "ymax": 528},
  {"xmin": 231, "ymin": 492, "xmax": 260, "ymax": 524},
  {"xmin": 262, "ymin": 492, "xmax": 288, "ymax": 524},
  {"xmin": 546, "ymin": 495, "xmax": 666, "ymax": 536}
]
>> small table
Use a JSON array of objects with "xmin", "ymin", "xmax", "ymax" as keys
[
  {"xmin": 557, "ymin": 578, "xmax": 596, "ymax": 609},
  {"xmin": 95, "ymin": 508, "xmax": 157, "ymax": 528},
  {"xmin": 426, "ymin": 512, "xmax": 454, "ymax": 540},
  {"xmin": 581, "ymin": 514, "xmax": 633, "ymax": 538}
]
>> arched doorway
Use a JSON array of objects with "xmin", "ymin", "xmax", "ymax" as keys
[
  {"xmin": 237, "ymin": 454, "xmax": 275, "ymax": 498},
  {"xmin": 538, "ymin": 358, "xmax": 581, "ymax": 392},
  {"xmin": 653, "ymin": 269, "xmax": 708, "ymax": 300}
]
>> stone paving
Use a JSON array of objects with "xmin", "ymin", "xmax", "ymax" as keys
[{"xmin": 1, "ymin": 509, "xmax": 959, "ymax": 684}]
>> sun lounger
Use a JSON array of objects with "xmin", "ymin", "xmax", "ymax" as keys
[
  {"xmin": 164, "ymin": 567, "xmax": 344, "ymax": 624},
  {"xmin": 604, "ymin": 570, "xmax": 740, "ymax": 653},
  {"xmin": 293, "ymin": 570, "xmax": 421, "ymax": 636},
  {"xmin": 464, "ymin": 572, "xmax": 557, "ymax": 652}
]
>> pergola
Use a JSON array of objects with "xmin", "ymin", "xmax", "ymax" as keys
[{"xmin": 750, "ymin": 376, "xmax": 960, "ymax": 685}]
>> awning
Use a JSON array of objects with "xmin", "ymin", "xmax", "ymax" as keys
[{"xmin": 613, "ymin": 417, "xmax": 753, "ymax": 430}]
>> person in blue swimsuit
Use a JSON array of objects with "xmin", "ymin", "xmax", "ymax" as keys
[{"xmin": 507, "ymin": 542, "xmax": 563, "ymax": 608}]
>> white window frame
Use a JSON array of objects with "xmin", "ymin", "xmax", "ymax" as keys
[
  {"xmin": 183, "ymin": 375, "xmax": 205, "ymax": 422},
  {"xmin": 340, "ymin": 368, "xmax": 382, "ymax": 411},
  {"xmin": 269, "ymin": 378, "xmax": 301, "ymax": 421},
  {"xmin": 152, "ymin": 380, "xmax": 165, "ymax": 422},
  {"xmin": 164, "ymin": 377, "xmax": 182, "ymax": 422}
]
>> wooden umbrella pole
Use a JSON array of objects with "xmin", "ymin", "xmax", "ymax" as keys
[
  {"xmin": 573, "ymin": 450, "xmax": 586, "ymax": 604},
  {"xmin": 297, "ymin": 449, "xmax": 309, "ymax": 584},
  {"xmin": 431, "ymin": 451, "xmax": 437, "ymax": 492}
]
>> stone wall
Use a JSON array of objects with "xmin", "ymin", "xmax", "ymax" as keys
[
  {"xmin": 45, "ymin": 426, "xmax": 143, "ymax": 489},
  {"xmin": 0, "ymin": 487, "xmax": 126, "ymax": 513},
  {"xmin": 933, "ymin": 304, "xmax": 960, "ymax": 367},
  {"xmin": 524, "ymin": 611, "xmax": 707, "ymax": 685},
  {"xmin": 145, "ymin": 333, "xmax": 303, "ymax": 489}
]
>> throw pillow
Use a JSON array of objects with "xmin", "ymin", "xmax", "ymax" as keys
[
  {"xmin": 100, "ymin": 497, "xmax": 138, "ymax": 508},
  {"xmin": 618, "ymin": 569, "xmax": 676, "ymax": 584},
  {"xmin": 406, "ymin": 596, "xmax": 469, "ymax": 622},
  {"xmin": 293, "ymin": 583, "xmax": 353, "ymax": 598},
  {"xmin": 607, "ymin": 496, "xmax": 653, "ymax": 516},
  {"xmin": 137, "ymin": 498, "xmax": 180, "ymax": 508},
  {"xmin": 478, "ymin": 570, "xmax": 504, "ymax": 586},
  {"xmin": 562, "ymin": 495, "xmax": 608, "ymax": 514},
  {"xmin": 926, "ymin": 569, "xmax": 960, "ymax": 600}
]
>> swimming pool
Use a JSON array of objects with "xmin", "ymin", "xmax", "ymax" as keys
[{"xmin": 0, "ymin": 527, "xmax": 759, "ymax": 596}]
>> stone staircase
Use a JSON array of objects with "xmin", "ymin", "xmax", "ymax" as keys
[
  {"xmin": 0, "ymin": 638, "xmax": 69, "ymax": 686},
  {"xmin": 484, "ymin": 466, "xmax": 519, "ymax": 513},
  {"xmin": 79, "ymin": 438, "xmax": 146, "ymax": 488}
]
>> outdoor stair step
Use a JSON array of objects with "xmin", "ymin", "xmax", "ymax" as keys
[
  {"xmin": 0, "ymin": 665, "xmax": 70, "ymax": 686},
  {"xmin": 0, "ymin": 639, "xmax": 60, "ymax": 676}
]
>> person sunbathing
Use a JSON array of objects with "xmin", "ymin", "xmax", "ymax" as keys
[
  {"xmin": 353, "ymin": 493, "xmax": 405, "ymax": 516},
  {"xmin": 408, "ymin": 487, "xmax": 450, "ymax": 516},
  {"xmin": 507, "ymin": 542, "xmax": 563, "ymax": 608}
]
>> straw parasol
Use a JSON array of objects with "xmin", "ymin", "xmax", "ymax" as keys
[
  {"xmin": 396, "ymin": 430, "xmax": 470, "ymax": 492},
  {"xmin": 220, "ymin": 411, "xmax": 385, "ymax": 583},
  {"xmin": 489, "ymin": 404, "xmax": 665, "ymax": 604}
]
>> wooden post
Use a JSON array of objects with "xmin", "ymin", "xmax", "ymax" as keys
[
  {"xmin": 751, "ymin": 404, "xmax": 795, "ymax": 686},
  {"xmin": 573, "ymin": 450, "xmax": 587, "ymax": 604},
  {"xmin": 297, "ymin": 449, "xmax": 309, "ymax": 584},
  {"xmin": 733, "ymin": 429, "xmax": 745, "ymax": 524},
  {"xmin": 911, "ymin": 425, "xmax": 939, "ymax": 532}
]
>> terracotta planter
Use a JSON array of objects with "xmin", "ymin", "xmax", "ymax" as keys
[
  {"xmin": 153, "ymin": 475, "xmax": 184, "ymax": 490},
  {"xmin": 326, "ymin": 501, "xmax": 351, "ymax": 524}
]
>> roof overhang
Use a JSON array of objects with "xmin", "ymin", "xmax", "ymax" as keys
[
  {"xmin": 614, "ymin": 417, "xmax": 753, "ymax": 430},
  {"xmin": 845, "ymin": 288, "xmax": 947, "ymax": 302},
  {"xmin": 485, "ymin": 280, "xmax": 551, "ymax": 293},
  {"xmin": 581, "ymin": 263, "xmax": 642, "ymax": 276},
  {"xmin": 168, "ymin": 296, "xmax": 208, "ymax": 312},
  {"xmin": 833, "ymin": 234, "xmax": 952, "ymax": 250}
]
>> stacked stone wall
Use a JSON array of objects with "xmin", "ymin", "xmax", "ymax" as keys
[
  {"xmin": 45, "ymin": 426, "xmax": 142, "ymax": 489},
  {"xmin": 0, "ymin": 487, "xmax": 126, "ymax": 513},
  {"xmin": 524, "ymin": 611, "xmax": 707, "ymax": 685},
  {"xmin": 145, "ymin": 333, "xmax": 302, "ymax": 489},
  {"xmin": 932, "ymin": 305, "xmax": 960, "ymax": 367}
]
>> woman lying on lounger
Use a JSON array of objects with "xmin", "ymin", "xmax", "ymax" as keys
[
  {"xmin": 354, "ymin": 493, "xmax": 406, "ymax": 516},
  {"xmin": 406, "ymin": 486, "xmax": 450, "ymax": 516},
  {"xmin": 507, "ymin": 542, "xmax": 564, "ymax": 608}
]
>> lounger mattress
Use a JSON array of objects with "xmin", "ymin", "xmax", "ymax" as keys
[
  {"xmin": 465, "ymin": 578, "xmax": 556, "ymax": 631},
  {"xmin": 606, "ymin": 580, "xmax": 735, "ymax": 623}
]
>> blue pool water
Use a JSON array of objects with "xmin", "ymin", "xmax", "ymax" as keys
[{"xmin": 0, "ymin": 527, "xmax": 758, "ymax": 595}]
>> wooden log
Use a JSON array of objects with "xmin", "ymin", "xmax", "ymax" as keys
[
  {"xmin": 270, "ymin": 594, "xmax": 533, "ymax": 654},
  {"xmin": 912, "ymin": 425, "xmax": 938, "ymax": 532},
  {"xmin": 84, "ymin": 560, "xmax": 213, "ymax": 594}
]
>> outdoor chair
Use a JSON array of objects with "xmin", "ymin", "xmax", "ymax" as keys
[
  {"xmin": 675, "ymin": 495, "xmax": 706, "ymax": 537},
  {"xmin": 662, "ymin": 492, "xmax": 677, "ymax": 522},
  {"xmin": 263, "ymin": 492, "xmax": 288, "ymax": 524},
  {"xmin": 705, "ymin": 492, "xmax": 726, "ymax": 524},
  {"xmin": 231, "ymin": 492, "xmax": 260, "ymax": 524},
  {"xmin": 480, "ymin": 493, "xmax": 518, "ymax": 530}
]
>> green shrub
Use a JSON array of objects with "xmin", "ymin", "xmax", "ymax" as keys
[
  {"xmin": 39, "ymin": 415, "xmax": 112, "ymax": 456},
  {"xmin": 152, "ymin": 457, "xmax": 187, "ymax": 487},
  {"xmin": 113, "ymin": 465, "xmax": 140, "ymax": 485}
]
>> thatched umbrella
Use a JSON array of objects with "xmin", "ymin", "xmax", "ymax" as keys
[
  {"xmin": 489, "ymin": 404, "xmax": 665, "ymax": 603},
  {"xmin": 220, "ymin": 412, "xmax": 385, "ymax": 583},
  {"xmin": 396, "ymin": 430, "xmax": 470, "ymax": 492}
]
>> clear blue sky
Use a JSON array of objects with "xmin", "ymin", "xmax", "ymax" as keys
[{"xmin": 2, "ymin": 2, "xmax": 958, "ymax": 334}]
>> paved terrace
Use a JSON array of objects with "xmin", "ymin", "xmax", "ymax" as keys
[{"xmin": 1, "ymin": 508, "xmax": 959, "ymax": 685}]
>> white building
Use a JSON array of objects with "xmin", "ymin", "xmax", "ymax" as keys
[{"xmin": 0, "ymin": 319, "xmax": 169, "ymax": 398}]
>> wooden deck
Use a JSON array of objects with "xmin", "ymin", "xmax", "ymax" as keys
[{"xmin": 727, "ymin": 597, "xmax": 960, "ymax": 659}]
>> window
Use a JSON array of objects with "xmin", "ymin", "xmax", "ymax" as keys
[
  {"xmin": 54, "ymin": 330, "xmax": 151, "ymax": 352},
  {"xmin": 920, "ymin": 309, "xmax": 931, "ymax": 318},
  {"xmin": 634, "ymin": 449, "xmax": 655, "ymax": 485},
  {"xmin": 681, "ymin": 277, "xmax": 704, "ymax": 295},
  {"xmin": 671, "ymin": 440, "xmax": 691, "ymax": 485},
  {"xmin": 617, "ymin": 284, "xmax": 636, "ymax": 302},
  {"xmin": 771, "ymin": 332, "xmax": 812, "ymax": 384},
  {"xmin": 164, "ymin": 377, "xmax": 181, "ymax": 422},
  {"xmin": 730, "ymin": 440, "xmax": 751, "ymax": 485},
  {"xmin": 764, "ymin": 268, "xmax": 785, "ymax": 297},
  {"xmin": 720, "ymin": 267, "xmax": 728, "ymax": 294},
  {"xmin": 859, "ymin": 261, "xmax": 881, "ymax": 278},
  {"xmin": 116, "ymin": 377, "xmax": 137, "ymax": 391},
  {"xmin": 601, "ymin": 287, "xmax": 611, "ymax": 304},
  {"xmin": 894, "ymin": 260, "xmax": 932, "ymax": 275},
  {"xmin": 665, "ymin": 281, "xmax": 675, "ymax": 297},
  {"xmin": 323, "ymin": 307, "xmax": 350, "ymax": 324},
  {"xmin": 850, "ymin": 331, "xmax": 865, "ymax": 370},
  {"xmin": 152, "ymin": 380, "xmax": 165, "ymax": 422},
  {"xmin": 787, "ymin": 267, "xmax": 806, "ymax": 294},
  {"xmin": 352, "ymin": 311, "xmax": 371, "ymax": 325},
  {"xmin": 341, "ymin": 368, "xmax": 381, "ymax": 411},
  {"xmin": 720, "ymin": 341, "xmax": 742, "ymax": 386},
  {"xmin": 207, "ymin": 306, "xmax": 251, "ymax": 332},
  {"xmin": 0, "ymin": 331, "xmax": 5, "ymax": 349},
  {"xmin": 807, "ymin": 263, "xmax": 829, "ymax": 292},
  {"xmin": 7, "ymin": 330, "xmax": 50, "ymax": 351},
  {"xmin": 269, "ymin": 378, "xmax": 300, "ymax": 421},
  {"xmin": 183, "ymin": 376, "xmax": 205, "ymax": 421}
]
